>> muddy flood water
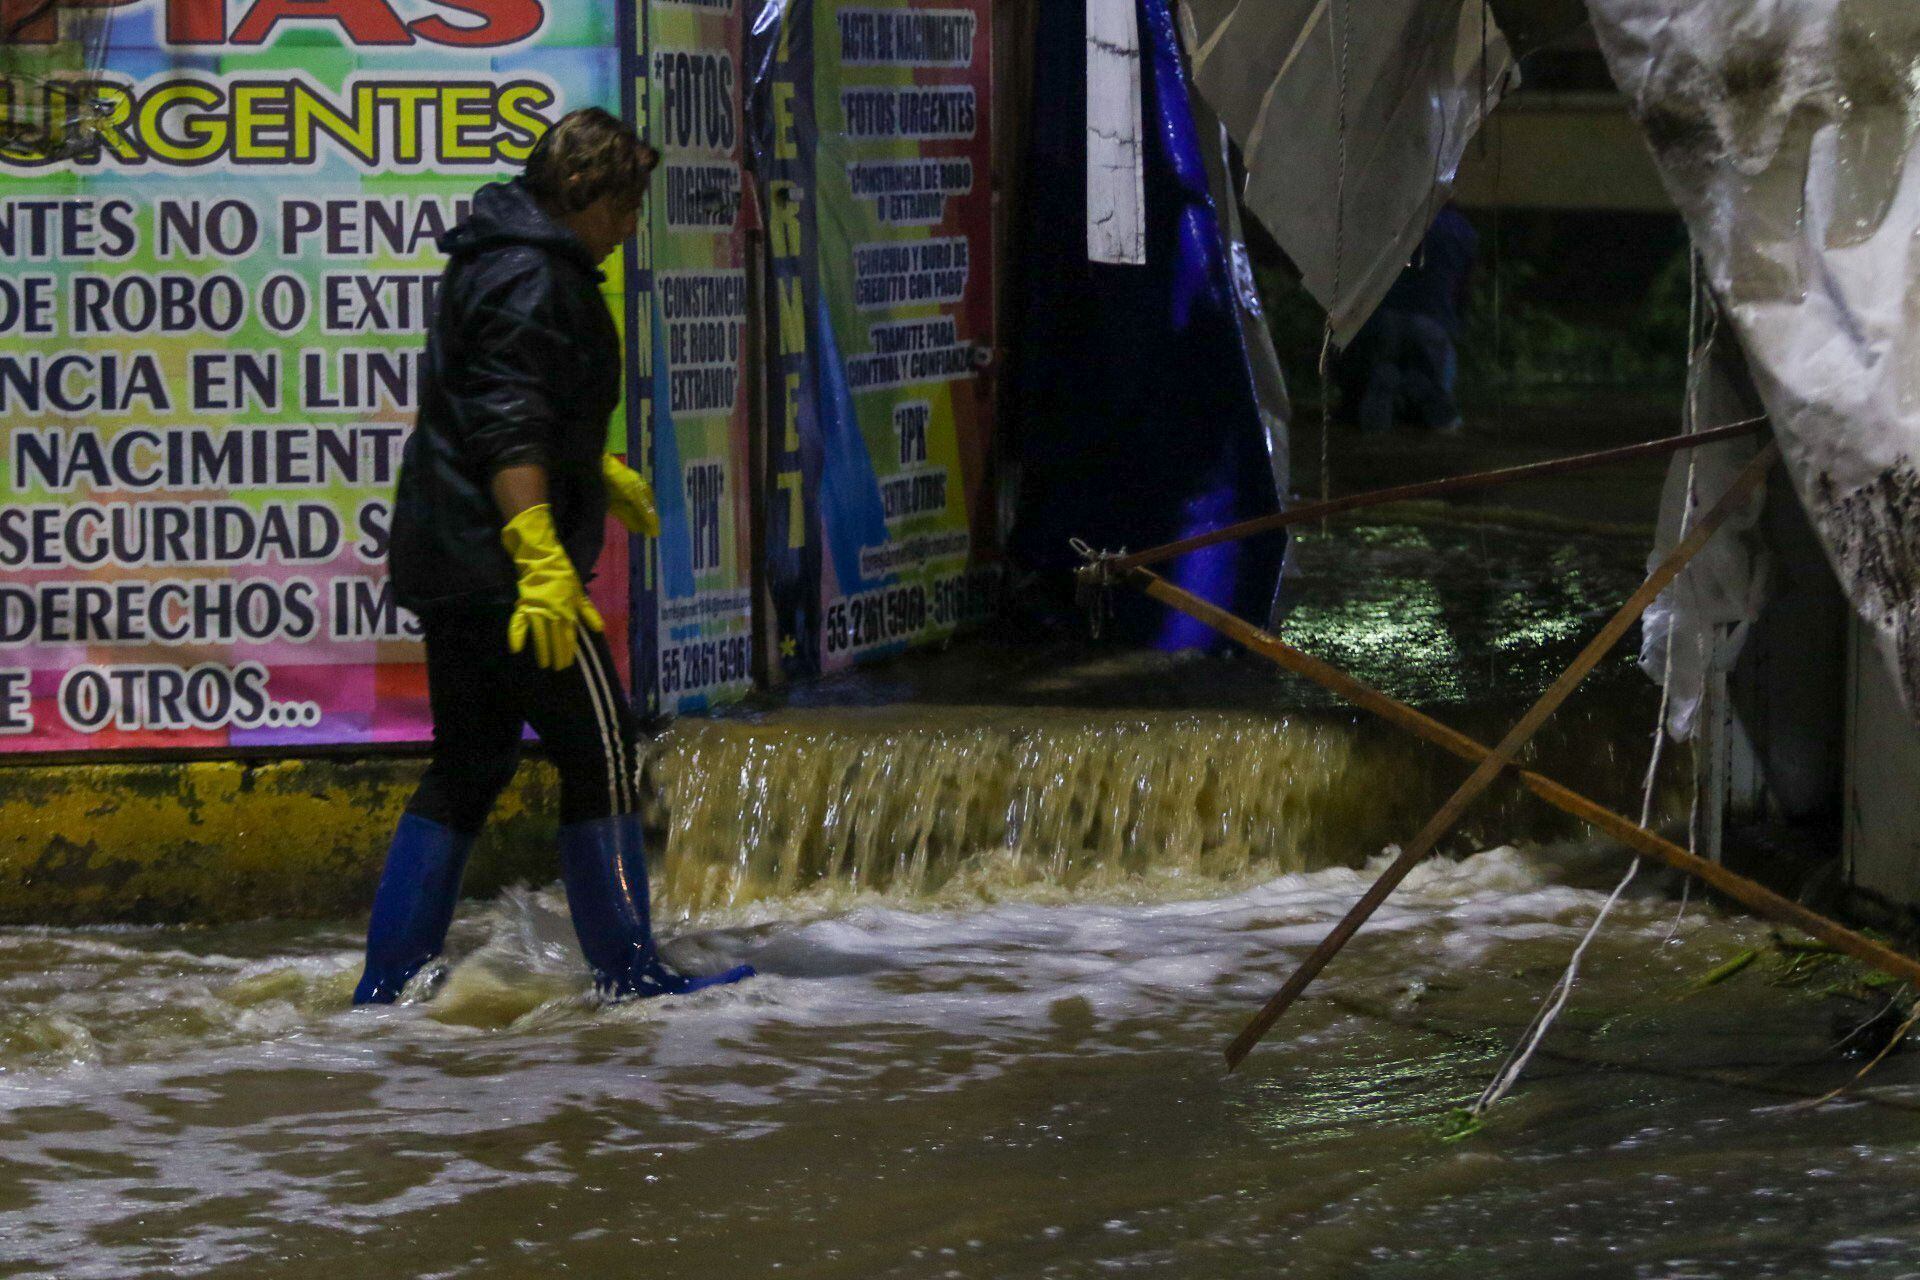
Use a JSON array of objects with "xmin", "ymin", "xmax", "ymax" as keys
[
  {"xmin": 5, "ymin": 519, "xmax": 1919, "ymax": 1278},
  {"xmin": 4, "ymin": 849, "xmax": 1920, "ymax": 1278}
]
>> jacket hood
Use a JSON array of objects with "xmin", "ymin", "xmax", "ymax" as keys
[{"xmin": 439, "ymin": 179, "xmax": 601, "ymax": 277}]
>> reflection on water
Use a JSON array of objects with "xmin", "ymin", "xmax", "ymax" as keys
[
  {"xmin": 1279, "ymin": 521, "xmax": 1648, "ymax": 709},
  {"xmin": 2, "ymin": 847, "xmax": 1917, "ymax": 1278}
]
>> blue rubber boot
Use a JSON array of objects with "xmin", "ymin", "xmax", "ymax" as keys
[
  {"xmin": 354, "ymin": 813, "xmax": 476, "ymax": 1005},
  {"xmin": 558, "ymin": 813, "xmax": 755, "ymax": 999}
]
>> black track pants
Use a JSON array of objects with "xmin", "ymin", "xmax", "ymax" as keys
[{"xmin": 404, "ymin": 605, "xmax": 640, "ymax": 833}]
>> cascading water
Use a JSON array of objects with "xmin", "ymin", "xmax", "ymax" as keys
[
  {"xmin": 640, "ymin": 694, "xmax": 1681, "ymax": 920},
  {"xmin": 648, "ymin": 712, "xmax": 1386, "ymax": 911}
]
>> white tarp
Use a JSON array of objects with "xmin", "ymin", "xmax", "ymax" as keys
[
  {"xmin": 1177, "ymin": 0, "xmax": 1518, "ymax": 344},
  {"xmin": 1086, "ymin": 0, "xmax": 1147, "ymax": 265},
  {"xmin": 1192, "ymin": 93, "xmax": 1297, "ymax": 603},
  {"xmin": 1588, "ymin": 0, "xmax": 1920, "ymax": 716},
  {"xmin": 1639, "ymin": 326, "xmax": 1773, "ymax": 740}
]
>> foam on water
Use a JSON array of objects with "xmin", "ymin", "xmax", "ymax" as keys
[{"xmin": 0, "ymin": 844, "xmax": 1712, "ymax": 1078}]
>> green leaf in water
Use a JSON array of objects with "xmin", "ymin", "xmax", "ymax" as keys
[
  {"xmin": 1437, "ymin": 1107, "xmax": 1485, "ymax": 1143},
  {"xmin": 1694, "ymin": 947, "xmax": 1760, "ymax": 989}
]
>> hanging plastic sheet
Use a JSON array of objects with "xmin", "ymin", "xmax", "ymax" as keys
[
  {"xmin": 1638, "ymin": 324, "xmax": 1773, "ymax": 741},
  {"xmin": 1177, "ymin": 0, "xmax": 1518, "ymax": 344},
  {"xmin": 1588, "ymin": 0, "xmax": 1920, "ymax": 718},
  {"xmin": 0, "ymin": 0, "xmax": 124, "ymax": 163},
  {"xmin": 1192, "ymin": 92, "xmax": 1294, "ymax": 523},
  {"xmin": 1007, "ymin": 0, "xmax": 1290, "ymax": 648}
]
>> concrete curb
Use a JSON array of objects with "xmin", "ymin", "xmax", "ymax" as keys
[{"xmin": 0, "ymin": 757, "xmax": 562, "ymax": 926}]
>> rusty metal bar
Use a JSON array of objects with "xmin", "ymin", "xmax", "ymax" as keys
[
  {"xmin": 1096, "ymin": 419, "xmax": 1764, "ymax": 576},
  {"xmin": 1216, "ymin": 443, "xmax": 1781, "ymax": 1068},
  {"xmin": 1132, "ymin": 558, "xmax": 1920, "ymax": 1048}
]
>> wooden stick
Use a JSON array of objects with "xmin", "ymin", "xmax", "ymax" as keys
[
  {"xmin": 1214, "ymin": 443, "xmax": 1780, "ymax": 1070},
  {"xmin": 1101, "ymin": 420, "xmax": 1763, "ymax": 574},
  {"xmin": 1132, "ymin": 564, "xmax": 1920, "ymax": 1026}
]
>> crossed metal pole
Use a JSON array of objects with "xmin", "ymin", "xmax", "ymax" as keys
[{"xmin": 1080, "ymin": 435, "xmax": 1920, "ymax": 1070}]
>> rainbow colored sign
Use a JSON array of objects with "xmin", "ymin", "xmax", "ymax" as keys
[{"xmin": 0, "ymin": 3, "xmax": 631, "ymax": 752}]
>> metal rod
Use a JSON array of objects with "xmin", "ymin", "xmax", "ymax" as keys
[
  {"xmin": 1101, "ymin": 420, "xmax": 1764, "ymax": 575},
  {"xmin": 1211, "ymin": 443, "xmax": 1781, "ymax": 1070},
  {"xmin": 1133, "ymin": 557, "xmax": 1920, "ymax": 1052}
]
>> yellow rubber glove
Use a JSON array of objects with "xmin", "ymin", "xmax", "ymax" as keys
[
  {"xmin": 501, "ymin": 504, "xmax": 604, "ymax": 671},
  {"xmin": 602, "ymin": 453, "xmax": 661, "ymax": 537}
]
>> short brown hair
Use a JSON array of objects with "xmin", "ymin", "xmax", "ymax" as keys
[{"xmin": 523, "ymin": 107, "xmax": 658, "ymax": 214}]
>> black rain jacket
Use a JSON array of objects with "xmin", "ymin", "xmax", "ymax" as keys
[{"xmin": 389, "ymin": 178, "xmax": 621, "ymax": 612}]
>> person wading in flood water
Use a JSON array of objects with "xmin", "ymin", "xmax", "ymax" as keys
[{"xmin": 355, "ymin": 108, "xmax": 753, "ymax": 1005}]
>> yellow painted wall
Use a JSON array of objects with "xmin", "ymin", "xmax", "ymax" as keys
[{"xmin": 0, "ymin": 758, "xmax": 562, "ymax": 926}]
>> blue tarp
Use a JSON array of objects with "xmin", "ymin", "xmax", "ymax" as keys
[{"xmin": 1008, "ymin": 0, "xmax": 1288, "ymax": 648}]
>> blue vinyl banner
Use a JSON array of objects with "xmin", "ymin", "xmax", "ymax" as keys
[{"xmin": 1008, "ymin": 0, "xmax": 1288, "ymax": 648}]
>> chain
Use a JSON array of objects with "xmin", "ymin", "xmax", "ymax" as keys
[{"xmin": 1070, "ymin": 538, "xmax": 1126, "ymax": 641}]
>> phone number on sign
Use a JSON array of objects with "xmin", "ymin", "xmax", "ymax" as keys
[
  {"xmin": 824, "ymin": 571, "xmax": 998, "ymax": 656},
  {"xmin": 660, "ymin": 635, "xmax": 752, "ymax": 697}
]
